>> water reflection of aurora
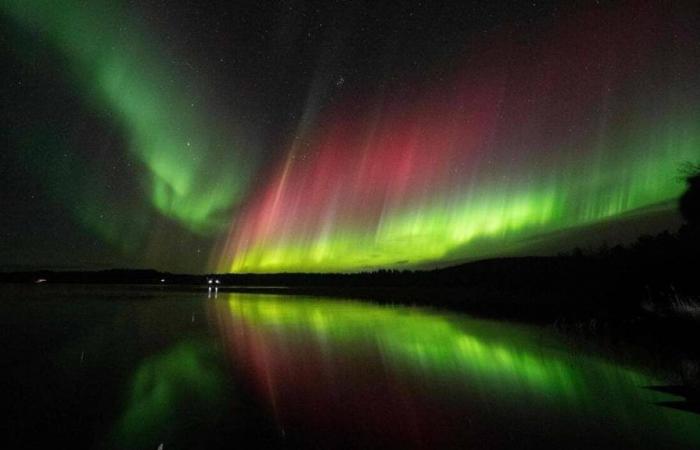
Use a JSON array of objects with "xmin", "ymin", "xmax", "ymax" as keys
[
  {"xmin": 113, "ymin": 340, "xmax": 226, "ymax": 449},
  {"xmin": 215, "ymin": 294, "xmax": 700, "ymax": 448}
]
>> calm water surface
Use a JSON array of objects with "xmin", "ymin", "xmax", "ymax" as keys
[{"xmin": 2, "ymin": 285, "xmax": 698, "ymax": 449}]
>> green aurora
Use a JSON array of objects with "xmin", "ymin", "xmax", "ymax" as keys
[
  {"xmin": 2, "ymin": 0, "xmax": 257, "ymax": 237},
  {"xmin": 2, "ymin": 1, "xmax": 698, "ymax": 272},
  {"xmin": 216, "ymin": 1, "xmax": 700, "ymax": 272}
]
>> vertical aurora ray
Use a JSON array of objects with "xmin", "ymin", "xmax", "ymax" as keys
[
  {"xmin": 219, "ymin": 2, "xmax": 700, "ymax": 272},
  {"xmin": 2, "ymin": 0, "xmax": 257, "ymax": 235}
]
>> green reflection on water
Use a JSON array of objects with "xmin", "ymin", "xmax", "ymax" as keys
[
  {"xmin": 114, "ymin": 340, "xmax": 225, "ymax": 449},
  {"xmin": 223, "ymin": 296, "xmax": 621, "ymax": 394},
  {"xmin": 219, "ymin": 294, "xmax": 700, "ymax": 447}
]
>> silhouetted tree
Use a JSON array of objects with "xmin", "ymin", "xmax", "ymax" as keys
[{"xmin": 679, "ymin": 163, "xmax": 700, "ymax": 228}]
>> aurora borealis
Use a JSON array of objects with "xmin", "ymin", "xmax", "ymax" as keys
[
  {"xmin": 2, "ymin": 0, "xmax": 257, "ymax": 233},
  {"xmin": 216, "ymin": 2, "xmax": 700, "ymax": 272},
  {"xmin": 1, "ymin": 0, "xmax": 698, "ymax": 272}
]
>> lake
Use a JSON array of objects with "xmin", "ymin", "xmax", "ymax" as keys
[{"xmin": 2, "ymin": 285, "xmax": 698, "ymax": 449}]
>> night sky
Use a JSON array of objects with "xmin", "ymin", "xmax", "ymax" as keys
[{"xmin": 1, "ymin": 0, "xmax": 698, "ymax": 273}]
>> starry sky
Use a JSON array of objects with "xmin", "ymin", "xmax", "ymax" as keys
[{"xmin": 1, "ymin": 0, "xmax": 698, "ymax": 273}]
